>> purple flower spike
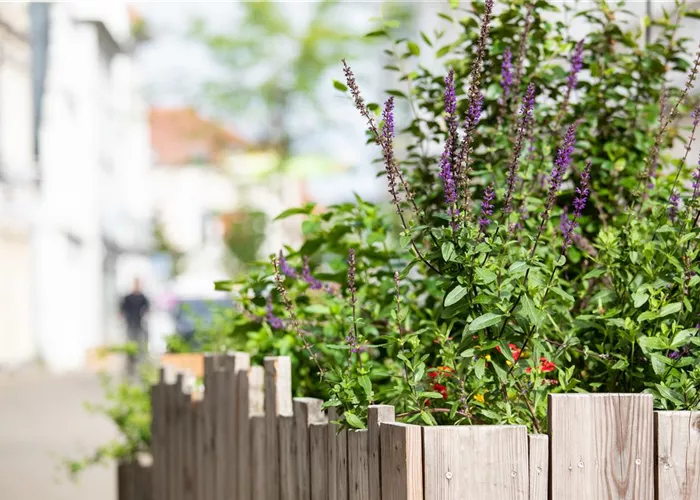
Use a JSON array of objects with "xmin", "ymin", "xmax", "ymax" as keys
[
  {"xmin": 278, "ymin": 251, "xmax": 298, "ymax": 278},
  {"xmin": 567, "ymin": 40, "xmax": 585, "ymax": 91},
  {"xmin": 479, "ymin": 183, "xmax": 496, "ymax": 230},
  {"xmin": 562, "ymin": 160, "xmax": 591, "ymax": 251},
  {"xmin": 439, "ymin": 151, "xmax": 460, "ymax": 231},
  {"xmin": 669, "ymin": 190, "xmax": 680, "ymax": 223},
  {"xmin": 501, "ymin": 47, "xmax": 513, "ymax": 98},
  {"xmin": 265, "ymin": 294, "xmax": 284, "ymax": 329},
  {"xmin": 503, "ymin": 83, "xmax": 536, "ymax": 214},
  {"xmin": 547, "ymin": 122, "xmax": 579, "ymax": 213},
  {"xmin": 466, "ymin": 92, "xmax": 484, "ymax": 130},
  {"xmin": 444, "ymin": 70, "xmax": 457, "ymax": 117},
  {"xmin": 382, "ymin": 96, "xmax": 395, "ymax": 141},
  {"xmin": 302, "ymin": 256, "xmax": 323, "ymax": 290}
]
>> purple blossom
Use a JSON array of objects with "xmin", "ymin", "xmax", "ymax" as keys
[
  {"xmin": 504, "ymin": 83, "xmax": 536, "ymax": 214},
  {"xmin": 302, "ymin": 256, "xmax": 323, "ymax": 290},
  {"xmin": 479, "ymin": 183, "xmax": 495, "ymax": 230},
  {"xmin": 466, "ymin": 92, "xmax": 484, "ymax": 130},
  {"xmin": 347, "ymin": 248, "xmax": 356, "ymax": 299},
  {"xmin": 444, "ymin": 70, "xmax": 457, "ymax": 117},
  {"xmin": 545, "ymin": 122, "xmax": 579, "ymax": 218},
  {"xmin": 668, "ymin": 351, "xmax": 681, "ymax": 360},
  {"xmin": 278, "ymin": 251, "xmax": 298, "ymax": 278},
  {"xmin": 382, "ymin": 96, "xmax": 395, "ymax": 141},
  {"xmin": 501, "ymin": 47, "xmax": 514, "ymax": 98},
  {"xmin": 669, "ymin": 190, "xmax": 680, "ymax": 223},
  {"xmin": 439, "ymin": 151, "xmax": 460, "ymax": 231},
  {"xmin": 562, "ymin": 160, "xmax": 591, "ymax": 251},
  {"xmin": 566, "ymin": 40, "xmax": 584, "ymax": 91},
  {"xmin": 693, "ymin": 149, "xmax": 700, "ymax": 201},
  {"xmin": 265, "ymin": 294, "xmax": 283, "ymax": 329}
]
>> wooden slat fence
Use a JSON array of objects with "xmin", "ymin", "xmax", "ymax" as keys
[{"xmin": 120, "ymin": 353, "xmax": 700, "ymax": 500}]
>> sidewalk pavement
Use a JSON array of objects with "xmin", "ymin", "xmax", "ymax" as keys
[{"xmin": 0, "ymin": 366, "xmax": 118, "ymax": 500}]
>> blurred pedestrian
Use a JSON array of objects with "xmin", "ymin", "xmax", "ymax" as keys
[{"xmin": 119, "ymin": 278, "xmax": 150, "ymax": 378}]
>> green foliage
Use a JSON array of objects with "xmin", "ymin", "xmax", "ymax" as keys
[
  {"xmin": 224, "ymin": 209, "xmax": 268, "ymax": 272},
  {"xmin": 64, "ymin": 366, "xmax": 157, "ymax": 479}
]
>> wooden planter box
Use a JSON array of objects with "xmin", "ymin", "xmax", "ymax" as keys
[{"xmin": 118, "ymin": 353, "xmax": 700, "ymax": 500}]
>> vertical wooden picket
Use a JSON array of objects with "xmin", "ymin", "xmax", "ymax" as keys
[
  {"xmin": 151, "ymin": 370, "xmax": 167, "ymax": 500},
  {"xmin": 379, "ymin": 422, "xmax": 423, "ymax": 500},
  {"xmin": 655, "ymin": 411, "xmax": 700, "ymax": 499},
  {"xmin": 548, "ymin": 394, "xmax": 654, "ymax": 500},
  {"xmin": 294, "ymin": 397, "xmax": 325, "ymax": 500},
  {"xmin": 336, "ymin": 423, "xmax": 349, "ymax": 500},
  {"xmin": 279, "ymin": 415, "xmax": 298, "ymax": 500},
  {"xmin": 192, "ymin": 396, "xmax": 205, "ymax": 500},
  {"xmin": 310, "ymin": 422, "xmax": 329, "ymax": 500},
  {"xmin": 423, "ymin": 425, "xmax": 529, "ymax": 499},
  {"xmin": 327, "ymin": 408, "xmax": 340, "ymax": 500},
  {"xmin": 233, "ymin": 352, "xmax": 251, "ymax": 500},
  {"xmin": 180, "ymin": 380, "xmax": 195, "ymax": 500},
  {"xmin": 265, "ymin": 356, "xmax": 293, "ymax": 500},
  {"xmin": 528, "ymin": 434, "xmax": 548, "ymax": 500},
  {"xmin": 348, "ymin": 429, "xmax": 370, "ymax": 500},
  {"xmin": 368, "ymin": 405, "xmax": 395, "ymax": 500},
  {"xmin": 252, "ymin": 414, "xmax": 267, "ymax": 500}
]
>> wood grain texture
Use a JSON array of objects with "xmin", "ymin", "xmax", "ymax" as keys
[
  {"xmin": 222, "ymin": 354, "xmax": 238, "ymax": 499},
  {"xmin": 423, "ymin": 425, "xmax": 528, "ymax": 500},
  {"xmin": 348, "ymin": 430, "xmax": 370, "ymax": 500},
  {"xmin": 548, "ymin": 394, "xmax": 654, "ymax": 500},
  {"xmin": 336, "ymin": 427, "xmax": 349, "ymax": 500},
  {"xmin": 181, "ymin": 389, "xmax": 195, "ymax": 500},
  {"xmin": 379, "ymin": 423, "xmax": 423, "ymax": 500},
  {"xmin": 655, "ymin": 411, "xmax": 700, "ymax": 500},
  {"xmin": 203, "ymin": 355, "xmax": 220, "ymax": 500},
  {"xmin": 294, "ymin": 398, "xmax": 325, "ymax": 500},
  {"xmin": 192, "ymin": 400, "xmax": 205, "ymax": 500},
  {"xmin": 327, "ymin": 408, "xmax": 340, "ymax": 500},
  {"xmin": 310, "ymin": 423, "xmax": 329, "ymax": 500},
  {"xmin": 233, "ymin": 353, "xmax": 251, "ymax": 500},
  {"xmin": 252, "ymin": 414, "xmax": 267, "ymax": 500},
  {"xmin": 368, "ymin": 405, "xmax": 395, "ymax": 500},
  {"xmin": 265, "ymin": 357, "xmax": 293, "ymax": 500},
  {"xmin": 249, "ymin": 365, "xmax": 265, "ymax": 415},
  {"xmin": 279, "ymin": 415, "xmax": 298, "ymax": 500},
  {"xmin": 528, "ymin": 434, "xmax": 548, "ymax": 500},
  {"xmin": 150, "ymin": 381, "xmax": 167, "ymax": 500}
]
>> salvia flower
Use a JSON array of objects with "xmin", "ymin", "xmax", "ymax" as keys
[
  {"xmin": 278, "ymin": 251, "xmax": 298, "ymax": 278},
  {"xmin": 479, "ymin": 183, "xmax": 496, "ymax": 230},
  {"xmin": 693, "ymin": 147, "xmax": 700, "ymax": 201},
  {"xmin": 562, "ymin": 160, "xmax": 591, "ymax": 251},
  {"xmin": 382, "ymin": 95, "xmax": 395, "ymax": 141},
  {"xmin": 347, "ymin": 248, "xmax": 356, "ymax": 301},
  {"xmin": 444, "ymin": 69, "xmax": 457, "ymax": 125},
  {"xmin": 265, "ymin": 294, "xmax": 284, "ymax": 330},
  {"xmin": 302, "ymin": 256, "xmax": 323, "ymax": 290},
  {"xmin": 501, "ymin": 47, "xmax": 514, "ymax": 98},
  {"xmin": 566, "ymin": 40, "xmax": 584, "ymax": 91},
  {"xmin": 545, "ymin": 122, "xmax": 579, "ymax": 220},
  {"xmin": 466, "ymin": 92, "xmax": 484, "ymax": 130},
  {"xmin": 503, "ymin": 83, "xmax": 536, "ymax": 214},
  {"xmin": 439, "ymin": 151, "xmax": 460, "ymax": 230},
  {"xmin": 669, "ymin": 190, "xmax": 680, "ymax": 223}
]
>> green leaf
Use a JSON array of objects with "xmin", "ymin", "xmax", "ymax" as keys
[
  {"xmin": 441, "ymin": 242, "xmax": 456, "ymax": 262},
  {"xmin": 213, "ymin": 280, "xmax": 233, "ymax": 291},
  {"xmin": 407, "ymin": 41, "xmax": 420, "ymax": 56},
  {"xmin": 521, "ymin": 295, "xmax": 543, "ymax": 328},
  {"xmin": 386, "ymin": 89, "xmax": 407, "ymax": 98},
  {"xmin": 508, "ymin": 261, "xmax": 528, "ymax": 275},
  {"xmin": 632, "ymin": 291, "xmax": 649, "ymax": 308},
  {"xmin": 445, "ymin": 286, "xmax": 468, "ymax": 307},
  {"xmin": 274, "ymin": 203, "xmax": 316, "ymax": 220},
  {"xmin": 658, "ymin": 302, "xmax": 682, "ymax": 318},
  {"xmin": 638, "ymin": 311, "xmax": 658, "ymax": 322},
  {"xmin": 420, "ymin": 391, "xmax": 446, "ymax": 399},
  {"xmin": 399, "ymin": 233, "xmax": 412, "ymax": 249},
  {"xmin": 358, "ymin": 376, "xmax": 372, "ymax": 396},
  {"xmin": 344, "ymin": 412, "xmax": 365, "ymax": 429},
  {"xmin": 655, "ymin": 384, "xmax": 684, "ymax": 406},
  {"xmin": 475, "ymin": 268, "xmax": 497, "ymax": 284},
  {"xmin": 332, "ymin": 80, "xmax": 348, "ymax": 92},
  {"xmin": 670, "ymin": 329, "xmax": 697, "ymax": 349},
  {"xmin": 637, "ymin": 336, "xmax": 668, "ymax": 351},
  {"xmin": 365, "ymin": 30, "xmax": 388, "ymax": 38},
  {"xmin": 468, "ymin": 313, "xmax": 503, "ymax": 332},
  {"xmin": 304, "ymin": 304, "xmax": 329, "ymax": 315},
  {"xmin": 474, "ymin": 358, "xmax": 486, "ymax": 379}
]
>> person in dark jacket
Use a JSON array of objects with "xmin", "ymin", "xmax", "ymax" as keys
[{"xmin": 120, "ymin": 278, "xmax": 150, "ymax": 377}]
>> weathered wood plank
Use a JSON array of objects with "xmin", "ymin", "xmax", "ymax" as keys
[
  {"xmin": 348, "ymin": 429, "xmax": 370, "ymax": 500},
  {"xmin": 549, "ymin": 394, "xmax": 654, "ymax": 500},
  {"xmin": 150, "ymin": 375, "xmax": 167, "ymax": 500},
  {"xmin": 423, "ymin": 425, "xmax": 528, "ymax": 499},
  {"xmin": 202, "ymin": 355, "xmax": 217, "ymax": 500},
  {"xmin": 380, "ymin": 422, "xmax": 423, "ymax": 500},
  {"xmin": 528, "ymin": 434, "xmax": 548, "ymax": 500},
  {"xmin": 139, "ymin": 463, "xmax": 154, "ymax": 500},
  {"xmin": 117, "ymin": 462, "xmax": 134, "ymax": 500},
  {"xmin": 336, "ymin": 426, "xmax": 349, "ymax": 500},
  {"xmin": 249, "ymin": 365, "xmax": 265, "ymax": 414},
  {"xmin": 279, "ymin": 415, "xmax": 298, "ymax": 500},
  {"xmin": 655, "ymin": 411, "xmax": 700, "ymax": 500},
  {"xmin": 191, "ymin": 398, "xmax": 205, "ymax": 500},
  {"xmin": 327, "ymin": 408, "xmax": 340, "ymax": 500},
  {"xmin": 181, "ymin": 386, "xmax": 195, "ymax": 500},
  {"xmin": 368, "ymin": 405, "xmax": 395, "ymax": 500},
  {"xmin": 252, "ymin": 414, "xmax": 267, "ymax": 500},
  {"xmin": 310, "ymin": 423, "xmax": 330, "ymax": 500},
  {"xmin": 222, "ymin": 354, "xmax": 238, "ymax": 500},
  {"xmin": 233, "ymin": 352, "xmax": 251, "ymax": 500},
  {"xmin": 265, "ymin": 356, "xmax": 293, "ymax": 500},
  {"xmin": 294, "ymin": 397, "xmax": 325, "ymax": 500}
]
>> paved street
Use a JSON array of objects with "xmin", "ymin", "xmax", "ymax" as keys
[{"xmin": 0, "ymin": 367, "xmax": 117, "ymax": 500}]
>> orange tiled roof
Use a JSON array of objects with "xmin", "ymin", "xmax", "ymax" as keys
[{"xmin": 149, "ymin": 107, "xmax": 250, "ymax": 166}]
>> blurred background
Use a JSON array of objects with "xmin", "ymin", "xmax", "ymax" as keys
[{"xmin": 0, "ymin": 2, "xmax": 698, "ymax": 499}]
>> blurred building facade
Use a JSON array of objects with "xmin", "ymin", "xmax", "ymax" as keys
[
  {"xmin": 149, "ymin": 107, "xmax": 307, "ymax": 298},
  {"xmin": 0, "ymin": 5, "xmax": 37, "ymax": 367},
  {"xmin": 24, "ymin": 3, "xmax": 152, "ymax": 372}
]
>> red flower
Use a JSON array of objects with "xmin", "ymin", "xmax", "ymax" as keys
[
  {"xmin": 428, "ymin": 366, "xmax": 455, "ymax": 378},
  {"xmin": 526, "ymin": 357, "xmax": 556, "ymax": 374},
  {"xmin": 432, "ymin": 383, "xmax": 448, "ymax": 399},
  {"xmin": 495, "ymin": 343, "xmax": 521, "ymax": 361}
]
